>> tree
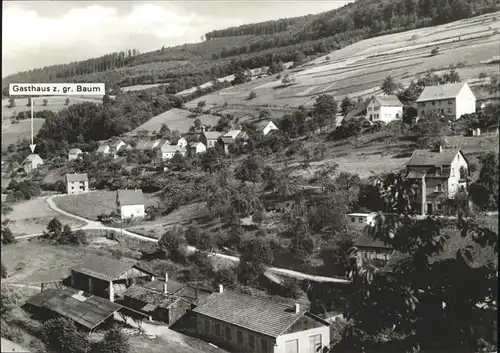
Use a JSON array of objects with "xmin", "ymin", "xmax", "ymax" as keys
[
  {"xmin": 346, "ymin": 172, "xmax": 498, "ymax": 351},
  {"xmin": 1, "ymin": 261, "xmax": 7, "ymax": 278},
  {"xmin": 430, "ymin": 47, "xmax": 439, "ymax": 56},
  {"xmin": 45, "ymin": 217, "xmax": 63, "ymax": 239},
  {"xmin": 235, "ymin": 154, "xmax": 265, "ymax": 183},
  {"xmin": 470, "ymin": 152, "xmax": 499, "ymax": 210},
  {"xmin": 43, "ymin": 99, "xmax": 48, "ymax": 106},
  {"xmin": 95, "ymin": 327, "xmax": 129, "ymax": 353},
  {"xmin": 1, "ymin": 227, "xmax": 16, "ymax": 245},
  {"xmin": 238, "ymin": 238, "xmax": 274, "ymax": 284},
  {"xmin": 290, "ymin": 217, "xmax": 315, "ymax": 262},
  {"xmin": 232, "ymin": 70, "xmax": 247, "ymax": 85},
  {"xmin": 340, "ymin": 96, "xmax": 355, "ymax": 115},
  {"xmin": 7, "ymin": 98, "xmax": 15, "ymax": 108},
  {"xmin": 103, "ymin": 94, "xmax": 111, "ymax": 106},
  {"xmin": 194, "ymin": 118, "xmax": 202, "ymax": 130},
  {"xmin": 313, "ymin": 94, "xmax": 338, "ymax": 132},
  {"xmin": 65, "ymin": 97, "xmax": 70, "ymax": 105},
  {"xmin": 248, "ymin": 91, "xmax": 257, "ymax": 99},
  {"xmin": 381, "ymin": 76, "xmax": 398, "ymax": 95},
  {"xmin": 42, "ymin": 318, "xmax": 89, "ymax": 353},
  {"xmin": 158, "ymin": 226, "xmax": 186, "ymax": 258}
]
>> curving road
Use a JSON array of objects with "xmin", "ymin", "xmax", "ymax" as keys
[{"xmin": 17, "ymin": 195, "xmax": 351, "ymax": 284}]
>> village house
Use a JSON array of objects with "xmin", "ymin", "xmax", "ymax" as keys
[
  {"xmin": 110, "ymin": 140, "xmax": 126, "ymax": 154},
  {"xmin": 365, "ymin": 95, "xmax": 403, "ymax": 123},
  {"xmin": 66, "ymin": 173, "xmax": 89, "ymax": 195},
  {"xmin": 158, "ymin": 144, "xmax": 188, "ymax": 161},
  {"xmin": 201, "ymin": 131, "xmax": 223, "ymax": 149},
  {"xmin": 189, "ymin": 142, "xmax": 207, "ymax": 156},
  {"xmin": 174, "ymin": 137, "xmax": 188, "ymax": 148},
  {"xmin": 70, "ymin": 255, "xmax": 155, "ymax": 302},
  {"xmin": 96, "ymin": 144, "xmax": 111, "ymax": 155},
  {"xmin": 145, "ymin": 139, "xmax": 162, "ymax": 151},
  {"xmin": 353, "ymin": 233, "xmax": 394, "ymax": 268},
  {"xmin": 116, "ymin": 189, "xmax": 146, "ymax": 220},
  {"xmin": 193, "ymin": 286, "xmax": 331, "ymax": 353},
  {"xmin": 346, "ymin": 212, "xmax": 377, "ymax": 230},
  {"xmin": 68, "ymin": 148, "xmax": 83, "ymax": 161},
  {"xmin": 219, "ymin": 129, "xmax": 249, "ymax": 154},
  {"xmin": 135, "ymin": 140, "xmax": 149, "ymax": 151},
  {"xmin": 416, "ymin": 82, "xmax": 476, "ymax": 120},
  {"xmin": 254, "ymin": 120, "xmax": 279, "ymax": 136},
  {"xmin": 24, "ymin": 287, "xmax": 122, "ymax": 332},
  {"xmin": 22, "ymin": 154, "xmax": 43, "ymax": 173},
  {"xmin": 405, "ymin": 146, "xmax": 469, "ymax": 215}
]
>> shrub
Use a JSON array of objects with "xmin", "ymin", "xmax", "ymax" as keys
[
  {"xmin": 248, "ymin": 91, "xmax": 257, "ymax": 100},
  {"xmin": 430, "ymin": 47, "xmax": 439, "ymax": 56}
]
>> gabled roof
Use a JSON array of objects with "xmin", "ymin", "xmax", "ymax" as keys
[
  {"xmin": 416, "ymin": 82, "xmax": 466, "ymax": 102},
  {"xmin": 96, "ymin": 144, "xmax": 110, "ymax": 152},
  {"xmin": 406, "ymin": 149, "xmax": 462, "ymax": 167},
  {"xmin": 123, "ymin": 285, "xmax": 182, "ymax": 309},
  {"xmin": 193, "ymin": 290, "xmax": 321, "ymax": 338},
  {"xmin": 117, "ymin": 189, "xmax": 145, "ymax": 206},
  {"xmin": 190, "ymin": 142, "xmax": 205, "ymax": 148},
  {"xmin": 220, "ymin": 136, "xmax": 236, "ymax": 144},
  {"xmin": 66, "ymin": 173, "xmax": 88, "ymax": 182},
  {"xmin": 68, "ymin": 148, "xmax": 82, "ymax": 154},
  {"xmin": 71, "ymin": 255, "xmax": 137, "ymax": 281},
  {"xmin": 372, "ymin": 95, "xmax": 403, "ymax": 107},
  {"xmin": 109, "ymin": 140, "xmax": 124, "ymax": 148},
  {"xmin": 135, "ymin": 140, "xmax": 149, "ymax": 150},
  {"xmin": 23, "ymin": 154, "xmax": 43, "ymax": 164},
  {"xmin": 203, "ymin": 131, "xmax": 222, "ymax": 140},
  {"xmin": 222, "ymin": 130, "xmax": 241, "ymax": 139},
  {"xmin": 25, "ymin": 287, "xmax": 122, "ymax": 330},
  {"xmin": 254, "ymin": 120, "xmax": 275, "ymax": 131},
  {"xmin": 354, "ymin": 233, "xmax": 393, "ymax": 250}
]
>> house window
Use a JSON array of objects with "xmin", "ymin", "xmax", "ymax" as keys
[
  {"xmin": 249, "ymin": 335, "xmax": 255, "ymax": 348},
  {"xmin": 358, "ymin": 217, "xmax": 364, "ymax": 223},
  {"xmin": 237, "ymin": 330, "xmax": 243, "ymax": 344},
  {"xmin": 437, "ymin": 203, "xmax": 443, "ymax": 211},
  {"xmin": 448, "ymin": 100, "xmax": 453, "ymax": 105},
  {"xmin": 448, "ymin": 108, "xmax": 452, "ymax": 113},
  {"xmin": 436, "ymin": 168, "xmax": 441, "ymax": 176},
  {"xmin": 435, "ymin": 184, "xmax": 442, "ymax": 192},
  {"xmin": 350, "ymin": 217, "xmax": 355, "ymax": 223},
  {"xmin": 214, "ymin": 323, "xmax": 221, "ymax": 336},
  {"xmin": 422, "ymin": 102, "xmax": 426, "ymax": 107},
  {"xmin": 374, "ymin": 106, "xmax": 380, "ymax": 111},
  {"xmin": 204, "ymin": 319, "xmax": 209, "ymax": 333},
  {"xmin": 432, "ymin": 101, "xmax": 435, "ymax": 106},
  {"xmin": 285, "ymin": 339, "xmax": 299, "ymax": 353},
  {"xmin": 309, "ymin": 334, "xmax": 322, "ymax": 353},
  {"xmin": 368, "ymin": 107, "xmax": 372, "ymax": 111},
  {"xmin": 369, "ymin": 114, "xmax": 373, "ymax": 120},
  {"xmin": 225, "ymin": 327, "xmax": 231, "ymax": 341},
  {"xmin": 261, "ymin": 339, "xmax": 268, "ymax": 353}
]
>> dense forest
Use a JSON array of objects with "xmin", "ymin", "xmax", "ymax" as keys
[{"xmin": 2, "ymin": 0, "xmax": 498, "ymax": 94}]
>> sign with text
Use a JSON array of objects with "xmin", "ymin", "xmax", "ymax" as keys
[{"xmin": 9, "ymin": 83, "xmax": 105, "ymax": 96}]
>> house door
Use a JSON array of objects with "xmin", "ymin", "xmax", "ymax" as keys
[{"xmin": 427, "ymin": 203, "xmax": 433, "ymax": 215}]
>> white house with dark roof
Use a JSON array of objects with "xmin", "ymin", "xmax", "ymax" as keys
[
  {"xmin": 201, "ymin": 131, "xmax": 222, "ymax": 149},
  {"xmin": 22, "ymin": 154, "xmax": 43, "ymax": 173},
  {"xmin": 189, "ymin": 142, "xmax": 207, "ymax": 156},
  {"xmin": 174, "ymin": 137, "xmax": 188, "ymax": 148},
  {"xmin": 193, "ymin": 287, "xmax": 330, "ymax": 353},
  {"xmin": 68, "ymin": 148, "xmax": 83, "ymax": 161},
  {"xmin": 365, "ymin": 95, "xmax": 403, "ymax": 123},
  {"xmin": 416, "ymin": 82, "xmax": 476, "ymax": 120},
  {"xmin": 254, "ymin": 120, "xmax": 279, "ymax": 136},
  {"xmin": 405, "ymin": 146, "xmax": 469, "ymax": 215},
  {"xmin": 157, "ymin": 145, "xmax": 188, "ymax": 161},
  {"xmin": 116, "ymin": 189, "xmax": 145, "ymax": 220},
  {"xmin": 66, "ymin": 173, "xmax": 89, "ymax": 195}
]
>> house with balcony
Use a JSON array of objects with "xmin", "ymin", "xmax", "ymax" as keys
[
  {"xmin": 66, "ymin": 173, "xmax": 89, "ymax": 195},
  {"xmin": 193, "ymin": 286, "xmax": 331, "ymax": 353},
  {"xmin": 416, "ymin": 82, "xmax": 476, "ymax": 121},
  {"xmin": 405, "ymin": 146, "xmax": 470, "ymax": 215},
  {"xmin": 365, "ymin": 95, "xmax": 403, "ymax": 123}
]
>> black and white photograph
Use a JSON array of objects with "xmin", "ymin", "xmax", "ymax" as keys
[{"xmin": 1, "ymin": 0, "xmax": 499, "ymax": 352}]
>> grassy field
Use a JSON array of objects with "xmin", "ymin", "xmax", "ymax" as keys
[
  {"xmin": 122, "ymin": 83, "xmax": 167, "ymax": 92},
  {"xmin": 6, "ymin": 196, "xmax": 85, "ymax": 236},
  {"xmin": 183, "ymin": 12, "xmax": 500, "ymax": 110},
  {"xmin": 53, "ymin": 190, "xmax": 159, "ymax": 220},
  {"xmin": 129, "ymin": 108, "xmax": 221, "ymax": 135}
]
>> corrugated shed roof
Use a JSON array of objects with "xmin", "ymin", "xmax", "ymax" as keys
[
  {"xmin": 117, "ymin": 189, "xmax": 145, "ymax": 206},
  {"xmin": 193, "ymin": 290, "xmax": 310, "ymax": 337},
  {"xmin": 374, "ymin": 95, "xmax": 403, "ymax": 107},
  {"xmin": 144, "ymin": 279, "xmax": 185, "ymax": 294},
  {"xmin": 26, "ymin": 288, "xmax": 122, "ymax": 330},
  {"xmin": 123, "ymin": 285, "xmax": 181, "ymax": 309},
  {"xmin": 203, "ymin": 132, "xmax": 222, "ymax": 140},
  {"xmin": 406, "ymin": 149, "xmax": 460, "ymax": 167},
  {"xmin": 71, "ymin": 255, "xmax": 137, "ymax": 281},
  {"xmin": 68, "ymin": 148, "xmax": 82, "ymax": 154},
  {"xmin": 416, "ymin": 82, "xmax": 465, "ymax": 102},
  {"xmin": 25, "ymin": 288, "xmax": 59, "ymax": 307},
  {"xmin": 66, "ymin": 173, "xmax": 88, "ymax": 182}
]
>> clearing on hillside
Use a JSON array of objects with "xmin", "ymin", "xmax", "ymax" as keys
[{"xmin": 129, "ymin": 108, "xmax": 221, "ymax": 135}]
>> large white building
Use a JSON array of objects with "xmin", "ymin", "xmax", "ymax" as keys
[
  {"xmin": 365, "ymin": 95, "xmax": 403, "ymax": 123},
  {"xmin": 116, "ymin": 189, "xmax": 145, "ymax": 220},
  {"xmin": 66, "ymin": 173, "xmax": 89, "ymax": 195},
  {"xmin": 416, "ymin": 82, "xmax": 476, "ymax": 121},
  {"xmin": 157, "ymin": 144, "xmax": 187, "ymax": 161},
  {"xmin": 22, "ymin": 154, "xmax": 44, "ymax": 173}
]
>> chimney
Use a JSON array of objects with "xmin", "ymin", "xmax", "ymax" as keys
[
  {"xmin": 219, "ymin": 284, "xmax": 224, "ymax": 293},
  {"xmin": 294, "ymin": 303, "xmax": 300, "ymax": 314},
  {"xmin": 163, "ymin": 273, "xmax": 168, "ymax": 294}
]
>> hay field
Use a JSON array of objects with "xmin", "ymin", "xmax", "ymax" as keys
[
  {"xmin": 129, "ymin": 108, "xmax": 220, "ymax": 135},
  {"xmin": 54, "ymin": 190, "xmax": 158, "ymax": 220},
  {"xmin": 122, "ymin": 83, "xmax": 166, "ymax": 92},
  {"xmin": 6, "ymin": 196, "xmax": 85, "ymax": 236},
  {"xmin": 184, "ymin": 12, "xmax": 500, "ymax": 110}
]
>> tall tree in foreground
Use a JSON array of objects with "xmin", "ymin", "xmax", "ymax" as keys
[
  {"xmin": 381, "ymin": 76, "xmax": 398, "ymax": 95},
  {"xmin": 313, "ymin": 94, "xmax": 338, "ymax": 132},
  {"xmin": 339, "ymin": 173, "xmax": 498, "ymax": 352}
]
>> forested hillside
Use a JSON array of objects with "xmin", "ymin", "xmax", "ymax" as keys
[{"xmin": 2, "ymin": 0, "xmax": 498, "ymax": 94}]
